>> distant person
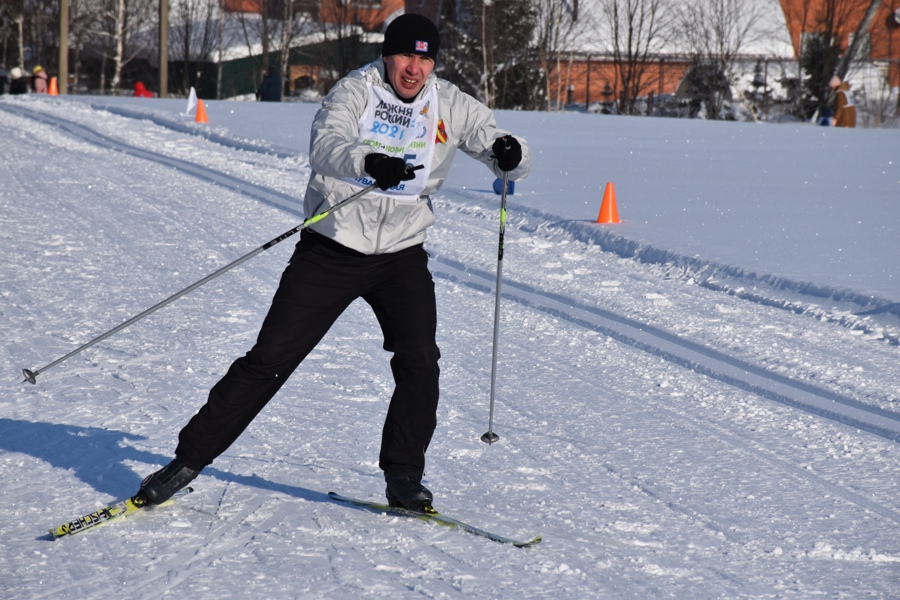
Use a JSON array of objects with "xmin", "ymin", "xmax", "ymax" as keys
[
  {"xmin": 32, "ymin": 66, "xmax": 48, "ymax": 94},
  {"xmin": 256, "ymin": 67, "xmax": 282, "ymax": 102},
  {"xmin": 9, "ymin": 67, "xmax": 29, "ymax": 95},
  {"xmin": 829, "ymin": 76, "xmax": 856, "ymax": 128},
  {"xmin": 134, "ymin": 81, "xmax": 154, "ymax": 98}
]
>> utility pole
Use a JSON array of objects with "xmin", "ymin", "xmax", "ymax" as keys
[
  {"xmin": 159, "ymin": 0, "xmax": 169, "ymax": 97},
  {"xmin": 59, "ymin": 0, "xmax": 69, "ymax": 94}
]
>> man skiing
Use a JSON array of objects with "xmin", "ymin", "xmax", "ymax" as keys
[{"xmin": 137, "ymin": 13, "xmax": 531, "ymax": 511}]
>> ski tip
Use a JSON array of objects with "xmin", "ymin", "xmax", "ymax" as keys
[{"xmin": 515, "ymin": 535, "xmax": 543, "ymax": 548}]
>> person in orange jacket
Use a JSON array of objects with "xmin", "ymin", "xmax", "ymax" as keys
[{"xmin": 829, "ymin": 76, "xmax": 856, "ymax": 128}]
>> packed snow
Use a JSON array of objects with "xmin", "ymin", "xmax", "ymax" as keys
[{"xmin": 1, "ymin": 92, "xmax": 898, "ymax": 599}]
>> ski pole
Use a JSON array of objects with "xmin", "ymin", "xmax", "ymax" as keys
[
  {"xmin": 22, "ymin": 168, "xmax": 420, "ymax": 385},
  {"xmin": 481, "ymin": 171, "xmax": 510, "ymax": 445}
]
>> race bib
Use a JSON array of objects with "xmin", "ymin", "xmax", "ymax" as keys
[{"xmin": 345, "ymin": 83, "xmax": 439, "ymax": 199}]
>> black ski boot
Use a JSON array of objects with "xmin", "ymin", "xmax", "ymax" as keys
[
  {"xmin": 385, "ymin": 471, "xmax": 433, "ymax": 511},
  {"xmin": 137, "ymin": 458, "xmax": 200, "ymax": 505}
]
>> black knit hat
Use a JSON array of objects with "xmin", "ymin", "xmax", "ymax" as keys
[{"xmin": 382, "ymin": 14, "xmax": 440, "ymax": 61}]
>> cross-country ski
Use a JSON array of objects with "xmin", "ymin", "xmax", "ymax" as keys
[
  {"xmin": 329, "ymin": 492, "xmax": 541, "ymax": 547},
  {"xmin": 48, "ymin": 487, "xmax": 194, "ymax": 539}
]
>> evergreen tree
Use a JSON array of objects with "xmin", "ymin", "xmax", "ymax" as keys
[
  {"xmin": 438, "ymin": 0, "xmax": 543, "ymax": 110},
  {"xmin": 800, "ymin": 34, "xmax": 841, "ymax": 120},
  {"xmin": 437, "ymin": 0, "xmax": 483, "ymax": 99},
  {"xmin": 682, "ymin": 61, "xmax": 731, "ymax": 120}
]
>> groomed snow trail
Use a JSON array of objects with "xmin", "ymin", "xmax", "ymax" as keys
[{"xmin": 1, "ymin": 100, "xmax": 898, "ymax": 600}]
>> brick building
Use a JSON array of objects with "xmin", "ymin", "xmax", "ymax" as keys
[
  {"xmin": 779, "ymin": 0, "xmax": 900, "ymax": 87},
  {"xmin": 547, "ymin": 0, "xmax": 900, "ymax": 110}
]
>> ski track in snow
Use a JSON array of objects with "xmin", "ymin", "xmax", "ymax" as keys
[
  {"xmin": 8, "ymin": 102, "xmax": 897, "ymax": 441},
  {"xmin": 1, "ymin": 99, "xmax": 898, "ymax": 599},
  {"xmin": 431, "ymin": 255, "xmax": 900, "ymax": 443}
]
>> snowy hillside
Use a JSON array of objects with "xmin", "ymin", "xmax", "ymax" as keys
[{"xmin": 1, "ymin": 94, "xmax": 898, "ymax": 599}]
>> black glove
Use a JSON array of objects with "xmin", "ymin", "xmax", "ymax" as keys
[
  {"xmin": 492, "ymin": 136, "xmax": 522, "ymax": 172},
  {"xmin": 364, "ymin": 153, "xmax": 417, "ymax": 191}
]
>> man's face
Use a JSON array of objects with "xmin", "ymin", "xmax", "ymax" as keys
[{"xmin": 383, "ymin": 53, "xmax": 435, "ymax": 99}]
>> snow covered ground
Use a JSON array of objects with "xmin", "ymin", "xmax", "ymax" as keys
[{"xmin": 1, "ymin": 93, "xmax": 898, "ymax": 599}]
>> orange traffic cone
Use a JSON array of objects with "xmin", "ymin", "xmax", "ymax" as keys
[
  {"xmin": 49, "ymin": 77, "xmax": 58, "ymax": 95},
  {"xmin": 195, "ymin": 99, "xmax": 209, "ymax": 123},
  {"xmin": 597, "ymin": 182, "xmax": 621, "ymax": 224}
]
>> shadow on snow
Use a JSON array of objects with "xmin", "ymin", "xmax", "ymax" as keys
[{"xmin": 0, "ymin": 418, "xmax": 330, "ymax": 504}]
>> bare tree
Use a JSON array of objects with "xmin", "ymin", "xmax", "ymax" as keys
[
  {"xmin": 95, "ymin": 0, "xmax": 155, "ymax": 94},
  {"xmin": 776, "ymin": 0, "xmax": 814, "ymax": 112},
  {"xmin": 277, "ymin": 0, "xmax": 297, "ymax": 86},
  {"xmin": 233, "ymin": 0, "xmax": 273, "ymax": 88},
  {"xmin": 26, "ymin": 0, "xmax": 58, "ymax": 68},
  {"xmin": 599, "ymin": 0, "xmax": 667, "ymax": 116},
  {"xmin": 67, "ymin": 0, "xmax": 106, "ymax": 93},
  {"xmin": 313, "ymin": 1, "xmax": 384, "ymax": 91},
  {"xmin": 0, "ymin": 1, "xmax": 26, "ymax": 69},
  {"xmin": 439, "ymin": 0, "xmax": 541, "ymax": 109},
  {"xmin": 672, "ymin": 0, "xmax": 768, "ymax": 119},
  {"xmin": 532, "ymin": 0, "xmax": 594, "ymax": 111},
  {"xmin": 169, "ymin": 0, "xmax": 221, "ymax": 95},
  {"xmin": 835, "ymin": 0, "xmax": 882, "ymax": 80},
  {"xmin": 1, "ymin": 0, "xmax": 62, "ymax": 74},
  {"xmin": 480, "ymin": 0, "xmax": 490, "ymax": 105},
  {"xmin": 277, "ymin": 0, "xmax": 315, "ymax": 92},
  {"xmin": 227, "ymin": 1, "xmax": 320, "ymax": 98},
  {"xmin": 789, "ymin": 0, "xmax": 859, "ymax": 117}
]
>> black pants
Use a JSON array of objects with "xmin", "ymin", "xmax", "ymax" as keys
[{"xmin": 175, "ymin": 231, "xmax": 440, "ymax": 476}]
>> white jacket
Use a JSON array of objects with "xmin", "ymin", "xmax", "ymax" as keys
[{"xmin": 304, "ymin": 58, "xmax": 531, "ymax": 255}]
